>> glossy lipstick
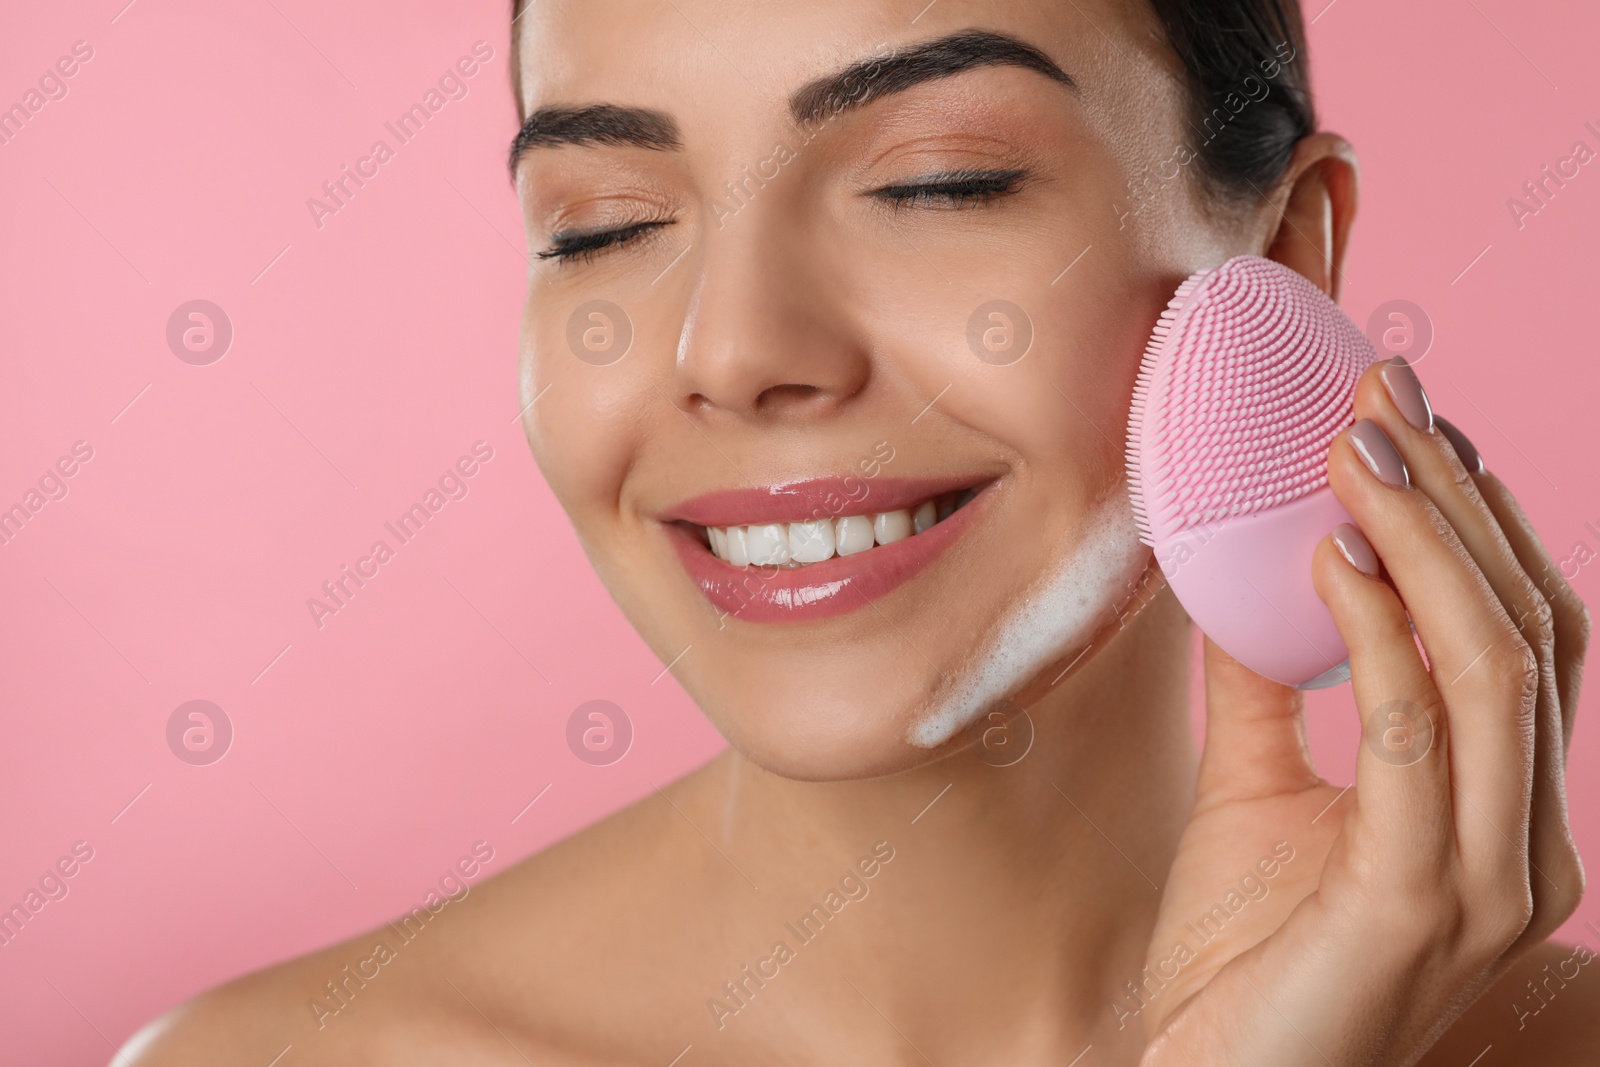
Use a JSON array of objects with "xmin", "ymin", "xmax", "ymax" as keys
[{"xmin": 663, "ymin": 476, "xmax": 992, "ymax": 623}]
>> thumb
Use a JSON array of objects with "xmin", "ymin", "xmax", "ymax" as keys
[{"xmin": 1197, "ymin": 636, "xmax": 1321, "ymax": 806}]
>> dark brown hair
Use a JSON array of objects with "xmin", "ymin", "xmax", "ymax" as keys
[{"xmin": 1147, "ymin": 0, "xmax": 1316, "ymax": 201}]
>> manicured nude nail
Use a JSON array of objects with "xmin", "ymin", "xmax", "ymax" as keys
[
  {"xmin": 1379, "ymin": 356, "xmax": 1434, "ymax": 432},
  {"xmin": 1347, "ymin": 419, "xmax": 1410, "ymax": 488},
  {"xmin": 1331, "ymin": 523, "xmax": 1381, "ymax": 576},
  {"xmin": 1435, "ymin": 415, "xmax": 1485, "ymax": 474}
]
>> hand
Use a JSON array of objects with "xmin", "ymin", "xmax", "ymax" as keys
[{"xmin": 1131, "ymin": 357, "xmax": 1590, "ymax": 1065}]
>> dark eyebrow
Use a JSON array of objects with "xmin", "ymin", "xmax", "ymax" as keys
[
  {"xmin": 509, "ymin": 104, "xmax": 682, "ymax": 174},
  {"xmin": 507, "ymin": 29, "xmax": 1073, "ymax": 176},
  {"xmin": 789, "ymin": 29, "xmax": 1075, "ymax": 128}
]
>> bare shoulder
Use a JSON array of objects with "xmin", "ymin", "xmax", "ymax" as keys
[
  {"xmin": 111, "ymin": 935, "xmax": 506, "ymax": 1067},
  {"xmin": 117, "ymin": 766, "xmax": 728, "ymax": 1066},
  {"xmin": 1419, "ymin": 939, "xmax": 1600, "ymax": 1066}
]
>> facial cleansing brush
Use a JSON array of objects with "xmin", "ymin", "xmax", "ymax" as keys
[{"xmin": 1125, "ymin": 255, "xmax": 1381, "ymax": 688}]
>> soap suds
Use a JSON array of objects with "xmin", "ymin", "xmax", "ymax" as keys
[{"xmin": 907, "ymin": 497, "xmax": 1149, "ymax": 749}]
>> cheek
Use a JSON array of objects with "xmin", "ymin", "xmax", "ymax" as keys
[
  {"xmin": 855, "ymin": 256, "xmax": 1157, "ymax": 492},
  {"xmin": 829, "ymin": 172, "xmax": 1168, "ymax": 494},
  {"xmin": 521, "ymin": 319, "xmax": 649, "ymax": 535}
]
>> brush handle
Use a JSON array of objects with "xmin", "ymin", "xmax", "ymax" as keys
[{"xmin": 1156, "ymin": 485, "xmax": 1353, "ymax": 688}]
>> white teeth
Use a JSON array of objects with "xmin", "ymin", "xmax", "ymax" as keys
[
  {"xmin": 703, "ymin": 491, "xmax": 976, "ymax": 566},
  {"xmin": 788, "ymin": 520, "xmax": 835, "ymax": 563},
  {"xmin": 725, "ymin": 525, "xmax": 750, "ymax": 566},
  {"xmin": 873, "ymin": 510, "xmax": 912, "ymax": 545},
  {"xmin": 745, "ymin": 523, "xmax": 791, "ymax": 566},
  {"xmin": 835, "ymin": 514, "xmax": 874, "ymax": 556}
]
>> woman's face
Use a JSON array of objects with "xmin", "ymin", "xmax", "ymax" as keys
[{"xmin": 514, "ymin": 0, "xmax": 1272, "ymax": 779}]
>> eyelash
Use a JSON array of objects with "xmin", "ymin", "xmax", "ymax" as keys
[
  {"xmin": 538, "ymin": 220, "xmax": 670, "ymax": 264},
  {"xmin": 537, "ymin": 168, "xmax": 1026, "ymax": 265},
  {"xmin": 870, "ymin": 168, "xmax": 1027, "ymax": 210}
]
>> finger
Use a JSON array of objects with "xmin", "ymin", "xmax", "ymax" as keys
[
  {"xmin": 1311, "ymin": 530, "xmax": 1453, "ymax": 883},
  {"xmin": 1326, "ymin": 418, "xmax": 1537, "ymax": 874},
  {"xmin": 1473, "ymin": 467, "xmax": 1590, "ymax": 943},
  {"xmin": 1353, "ymin": 364, "xmax": 1576, "ymax": 938},
  {"xmin": 1197, "ymin": 636, "xmax": 1320, "ymax": 808},
  {"xmin": 1472, "ymin": 463, "xmax": 1591, "ymax": 747},
  {"xmin": 1355, "ymin": 361, "xmax": 1552, "ymax": 669}
]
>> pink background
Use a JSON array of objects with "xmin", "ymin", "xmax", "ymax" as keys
[{"xmin": 2, "ymin": 1, "xmax": 1596, "ymax": 1061}]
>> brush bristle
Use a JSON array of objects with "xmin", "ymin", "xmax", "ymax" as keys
[{"xmin": 1126, "ymin": 257, "xmax": 1379, "ymax": 548}]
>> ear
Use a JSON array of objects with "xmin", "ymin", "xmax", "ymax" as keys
[{"xmin": 1261, "ymin": 132, "xmax": 1360, "ymax": 303}]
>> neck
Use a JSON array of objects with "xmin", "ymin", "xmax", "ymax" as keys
[{"xmin": 686, "ymin": 588, "xmax": 1197, "ymax": 1060}]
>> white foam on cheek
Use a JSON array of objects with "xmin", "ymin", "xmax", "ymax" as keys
[{"xmin": 907, "ymin": 497, "xmax": 1149, "ymax": 749}]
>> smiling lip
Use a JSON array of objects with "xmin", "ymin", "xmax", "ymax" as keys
[
  {"xmin": 660, "ymin": 476, "xmax": 984, "ymax": 528},
  {"xmin": 663, "ymin": 476, "xmax": 993, "ymax": 623}
]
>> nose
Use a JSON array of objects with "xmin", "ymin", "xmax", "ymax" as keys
[{"xmin": 672, "ymin": 218, "xmax": 869, "ymax": 421}]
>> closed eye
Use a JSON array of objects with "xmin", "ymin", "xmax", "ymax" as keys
[
  {"xmin": 538, "ymin": 219, "xmax": 672, "ymax": 264},
  {"xmin": 869, "ymin": 168, "xmax": 1028, "ymax": 210},
  {"xmin": 538, "ymin": 167, "xmax": 1025, "ymax": 265}
]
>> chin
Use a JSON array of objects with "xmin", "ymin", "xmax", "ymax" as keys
[{"xmin": 678, "ymin": 647, "xmax": 974, "ymax": 782}]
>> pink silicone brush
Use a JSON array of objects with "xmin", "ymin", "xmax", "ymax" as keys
[{"xmin": 1125, "ymin": 255, "xmax": 1381, "ymax": 688}]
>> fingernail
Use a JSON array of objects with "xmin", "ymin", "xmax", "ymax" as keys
[
  {"xmin": 1379, "ymin": 356, "xmax": 1434, "ymax": 432},
  {"xmin": 1435, "ymin": 415, "xmax": 1485, "ymax": 475},
  {"xmin": 1347, "ymin": 419, "xmax": 1411, "ymax": 488},
  {"xmin": 1331, "ymin": 522, "xmax": 1381, "ymax": 576}
]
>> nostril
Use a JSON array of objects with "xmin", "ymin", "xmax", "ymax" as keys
[{"xmin": 754, "ymin": 383, "xmax": 824, "ymax": 410}]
